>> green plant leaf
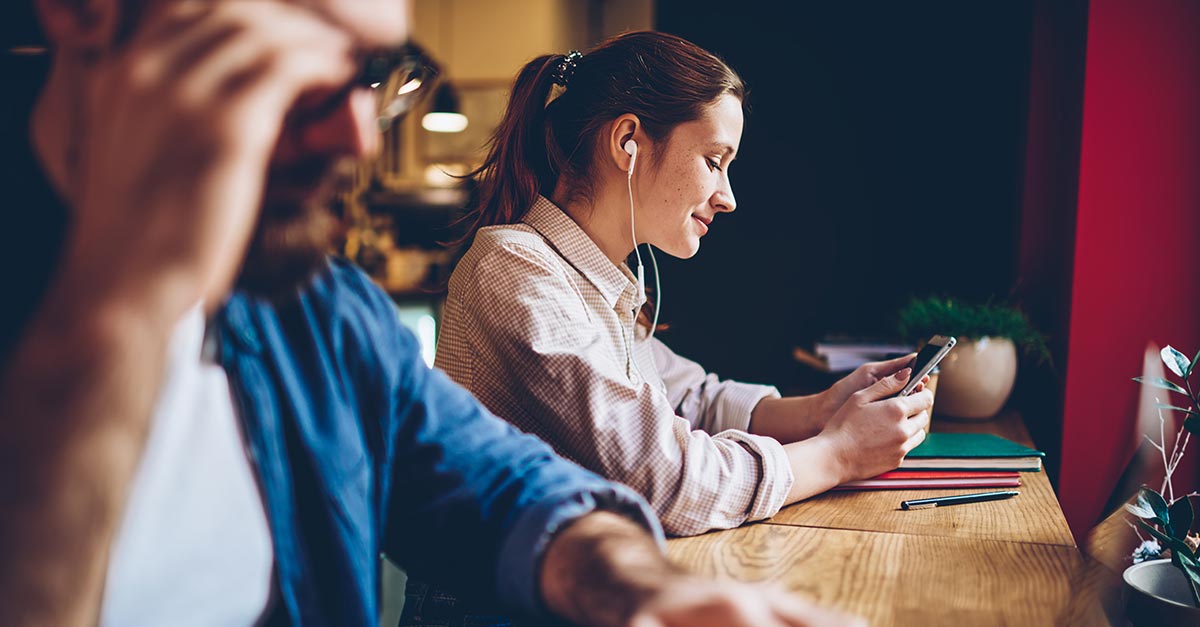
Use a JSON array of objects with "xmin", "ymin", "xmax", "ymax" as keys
[
  {"xmin": 1163, "ymin": 346, "xmax": 1191, "ymax": 379},
  {"xmin": 1187, "ymin": 417, "xmax": 1200, "ymax": 439},
  {"xmin": 894, "ymin": 296, "xmax": 1051, "ymax": 365},
  {"xmin": 1133, "ymin": 376, "xmax": 1188, "ymax": 395},
  {"xmin": 1177, "ymin": 551, "xmax": 1200, "ymax": 603},
  {"xmin": 1155, "ymin": 403, "xmax": 1200, "ymax": 418},
  {"xmin": 1127, "ymin": 489, "xmax": 1161, "ymax": 521},
  {"xmin": 1138, "ymin": 520, "xmax": 1193, "ymax": 558},
  {"xmin": 1127, "ymin": 487, "xmax": 1171, "ymax": 527},
  {"xmin": 1182, "ymin": 549, "xmax": 1200, "ymax": 572},
  {"xmin": 1127, "ymin": 499, "xmax": 1158, "ymax": 520},
  {"xmin": 1170, "ymin": 497, "xmax": 1195, "ymax": 541}
]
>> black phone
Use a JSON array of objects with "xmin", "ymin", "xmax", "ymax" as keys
[{"xmin": 898, "ymin": 335, "xmax": 957, "ymax": 397}]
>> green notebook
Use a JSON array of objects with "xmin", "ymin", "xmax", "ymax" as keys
[{"xmin": 900, "ymin": 433, "xmax": 1045, "ymax": 472}]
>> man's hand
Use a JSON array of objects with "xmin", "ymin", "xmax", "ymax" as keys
[
  {"xmin": 541, "ymin": 512, "xmax": 865, "ymax": 627},
  {"xmin": 630, "ymin": 578, "xmax": 866, "ymax": 627},
  {"xmin": 64, "ymin": 2, "xmax": 357, "ymax": 322}
]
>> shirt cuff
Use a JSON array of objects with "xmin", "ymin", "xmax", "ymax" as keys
[
  {"xmin": 710, "ymin": 381, "xmax": 781, "ymax": 434},
  {"xmin": 712, "ymin": 429, "xmax": 795, "ymax": 522},
  {"xmin": 495, "ymin": 481, "xmax": 664, "ymax": 616}
]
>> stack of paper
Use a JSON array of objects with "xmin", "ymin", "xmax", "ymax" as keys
[
  {"xmin": 812, "ymin": 340, "xmax": 914, "ymax": 372},
  {"xmin": 834, "ymin": 433, "xmax": 1045, "ymax": 491}
]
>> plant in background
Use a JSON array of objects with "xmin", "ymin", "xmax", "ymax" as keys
[
  {"xmin": 896, "ymin": 295, "xmax": 1051, "ymax": 364},
  {"xmin": 1126, "ymin": 345, "xmax": 1200, "ymax": 607}
]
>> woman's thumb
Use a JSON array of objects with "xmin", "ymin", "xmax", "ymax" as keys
[{"xmin": 863, "ymin": 367, "xmax": 912, "ymax": 401}]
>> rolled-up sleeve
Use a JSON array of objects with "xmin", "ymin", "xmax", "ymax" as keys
[
  {"xmin": 649, "ymin": 337, "xmax": 781, "ymax": 435},
  {"xmin": 446, "ymin": 243, "xmax": 795, "ymax": 536},
  {"xmin": 497, "ymin": 482, "xmax": 661, "ymax": 612}
]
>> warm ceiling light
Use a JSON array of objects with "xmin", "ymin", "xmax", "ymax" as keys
[{"xmin": 421, "ymin": 82, "xmax": 468, "ymax": 133}]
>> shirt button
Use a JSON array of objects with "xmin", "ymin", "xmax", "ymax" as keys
[{"xmin": 630, "ymin": 373, "xmax": 640, "ymax": 385}]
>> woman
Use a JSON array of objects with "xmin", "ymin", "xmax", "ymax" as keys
[{"xmin": 435, "ymin": 31, "xmax": 933, "ymax": 536}]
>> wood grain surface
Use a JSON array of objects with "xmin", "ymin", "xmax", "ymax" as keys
[
  {"xmin": 666, "ymin": 523, "xmax": 1101, "ymax": 626},
  {"xmin": 768, "ymin": 410, "xmax": 1076, "ymax": 547}
]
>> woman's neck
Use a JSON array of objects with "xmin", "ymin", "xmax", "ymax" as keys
[{"xmin": 550, "ymin": 182, "xmax": 635, "ymax": 266}]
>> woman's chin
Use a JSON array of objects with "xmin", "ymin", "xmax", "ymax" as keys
[{"xmin": 657, "ymin": 240, "xmax": 701, "ymax": 259}]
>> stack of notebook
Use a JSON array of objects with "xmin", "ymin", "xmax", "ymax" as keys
[{"xmin": 835, "ymin": 433, "xmax": 1044, "ymax": 491}]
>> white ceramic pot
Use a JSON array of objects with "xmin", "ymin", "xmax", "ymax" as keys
[
  {"xmin": 1124, "ymin": 559, "xmax": 1200, "ymax": 626},
  {"xmin": 932, "ymin": 337, "xmax": 1017, "ymax": 420}
]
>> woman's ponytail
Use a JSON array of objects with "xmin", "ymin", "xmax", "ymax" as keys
[{"xmin": 459, "ymin": 54, "xmax": 561, "ymax": 235}]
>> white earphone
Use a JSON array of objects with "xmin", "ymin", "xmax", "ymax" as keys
[
  {"xmin": 624, "ymin": 140, "xmax": 644, "ymax": 292},
  {"xmin": 623, "ymin": 138, "xmax": 661, "ymax": 343}
]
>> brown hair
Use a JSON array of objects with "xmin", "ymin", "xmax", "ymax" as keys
[{"xmin": 460, "ymin": 30, "xmax": 747, "ymax": 235}]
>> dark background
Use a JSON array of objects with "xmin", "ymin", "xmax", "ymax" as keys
[
  {"xmin": 654, "ymin": 0, "xmax": 1036, "ymax": 393},
  {"xmin": 3, "ymin": 1, "xmax": 1039, "ymax": 396}
]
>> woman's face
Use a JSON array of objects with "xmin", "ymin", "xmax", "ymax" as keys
[{"xmin": 636, "ymin": 93, "xmax": 743, "ymax": 259}]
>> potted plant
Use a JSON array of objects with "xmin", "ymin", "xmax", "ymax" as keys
[
  {"xmin": 1123, "ymin": 345, "xmax": 1200, "ymax": 626},
  {"xmin": 896, "ymin": 296, "xmax": 1050, "ymax": 420}
]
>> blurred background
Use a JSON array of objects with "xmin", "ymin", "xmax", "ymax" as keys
[{"xmin": 4, "ymin": 0, "xmax": 1198, "ymax": 553}]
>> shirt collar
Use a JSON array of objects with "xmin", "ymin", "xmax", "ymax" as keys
[{"xmin": 522, "ymin": 195, "xmax": 644, "ymax": 310}]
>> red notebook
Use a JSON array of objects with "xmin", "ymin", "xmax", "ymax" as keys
[{"xmin": 832, "ymin": 470, "xmax": 1022, "ymax": 491}]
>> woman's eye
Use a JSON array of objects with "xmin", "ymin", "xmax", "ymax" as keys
[{"xmin": 707, "ymin": 159, "xmax": 723, "ymax": 171}]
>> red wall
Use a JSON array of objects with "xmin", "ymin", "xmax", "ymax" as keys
[{"xmin": 1057, "ymin": 0, "xmax": 1200, "ymax": 537}]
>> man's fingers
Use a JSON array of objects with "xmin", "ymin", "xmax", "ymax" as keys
[
  {"xmin": 130, "ymin": 2, "xmax": 356, "ymax": 116},
  {"xmin": 630, "ymin": 616, "xmax": 666, "ymax": 627},
  {"xmin": 766, "ymin": 586, "xmax": 868, "ymax": 627},
  {"xmin": 181, "ymin": 10, "xmax": 355, "ymax": 107}
]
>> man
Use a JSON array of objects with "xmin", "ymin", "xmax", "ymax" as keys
[{"xmin": 0, "ymin": 1, "xmax": 863, "ymax": 626}]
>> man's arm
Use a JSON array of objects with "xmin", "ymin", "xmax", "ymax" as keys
[
  {"xmin": 540, "ymin": 511, "xmax": 867, "ymax": 627},
  {"xmin": 0, "ymin": 293, "xmax": 173, "ymax": 627}
]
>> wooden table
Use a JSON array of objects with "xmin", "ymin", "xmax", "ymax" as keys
[{"xmin": 666, "ymin": 410, "xmax": 1110, "ymax": 626}]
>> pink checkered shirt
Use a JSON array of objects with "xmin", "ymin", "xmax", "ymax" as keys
[{"xmin": 435, "ymin": 196, "xmax": 794, "ymax": 536}]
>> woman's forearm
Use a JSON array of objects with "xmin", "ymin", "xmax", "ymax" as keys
[{"xmin": 748, "ymin": 394, "xmax": 831, "ymax": 443}]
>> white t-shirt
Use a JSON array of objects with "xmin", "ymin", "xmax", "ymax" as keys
[{"xmin": 99, "ymin": 306, "xmax": 275, "ymax": 626}]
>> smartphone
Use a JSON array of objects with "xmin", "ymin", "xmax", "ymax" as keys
[{"xmin": 897, "ymin": 335, "xmax": 957, "ymax": 397}]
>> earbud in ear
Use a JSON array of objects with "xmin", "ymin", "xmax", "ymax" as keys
[{"xmin": 624, "ymin": 140, "xmax": 638, "ymax": 157}]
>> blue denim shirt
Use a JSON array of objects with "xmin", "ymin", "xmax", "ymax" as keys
[{"xmin": 215, "ymin": 257, "xmax": 662, "ymax": 626}]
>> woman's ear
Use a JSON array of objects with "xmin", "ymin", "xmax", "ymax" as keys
[
  {"xmin": 608, "ymin": 114, "xmax": 641, "ymax": 173},
  {"xmin": 36, "ymin": 0, "xmax": 120, "ymax": 52}
]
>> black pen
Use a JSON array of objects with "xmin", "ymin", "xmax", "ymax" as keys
[{"xmin": 901, "ymin": 490, "xmax": 1019, "ymax": 510}]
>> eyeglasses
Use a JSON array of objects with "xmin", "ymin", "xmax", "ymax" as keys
[{"xmin": 357, "ymin": 42, "xmax": 440, "ymax": 132}]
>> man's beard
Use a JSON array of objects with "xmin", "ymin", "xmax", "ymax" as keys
[{"xmin": 236, "ymin": 156, "xmax": 353, "ymax": 302}]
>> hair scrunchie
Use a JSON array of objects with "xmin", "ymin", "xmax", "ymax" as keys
[{"xmin": 552, "ymin": 50, "xmax": 583, "ymax": 87}]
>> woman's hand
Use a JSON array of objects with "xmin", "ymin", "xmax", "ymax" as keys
[
  {"xmin": 818, "ymin": 369, "xmax": 933, "ymax": 484},
  {"xmin": 750, "ymin": 353, "xmax": 928, "ymax": 444},
  {"xmin": 816, "ymin": 353, "xmax": 927, "ymax": 427}
]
